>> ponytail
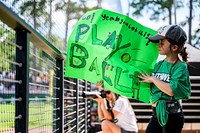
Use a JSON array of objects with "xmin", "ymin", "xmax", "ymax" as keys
[
  {"xmin": 180, "ymin": 47, "xmax": 188, "ymax": 62},
  {"xmin": 167, "ymin": 38, "xmax": 188, "ymax": 62}
]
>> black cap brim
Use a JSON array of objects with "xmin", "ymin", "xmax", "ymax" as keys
[{"xmin": 148, "ymin": 34, "xmax": 165, "ymax": 43}]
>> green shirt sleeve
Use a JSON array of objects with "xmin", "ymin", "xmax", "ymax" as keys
[{"xmin": 170, "ymin": 62, "xmax": 191, "ymax": 100}]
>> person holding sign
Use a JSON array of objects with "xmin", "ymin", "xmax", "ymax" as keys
[
  {"xmin": 138, "ymin": 25, "xmax": 191, "ymax": 133},
  {"xmin": 93, "ymin": 80, "xmax": 138, "ymax": 133}
]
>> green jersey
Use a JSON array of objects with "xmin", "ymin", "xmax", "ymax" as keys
[
  {"xmin": 151, "ymin": 59, "xmax": 191, "ymax": 103},
  {"xmin": 150, "ymin": 59, "xmax": 191, "ymax": 126}
]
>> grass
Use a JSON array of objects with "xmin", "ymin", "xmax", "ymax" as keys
[
  {"xmin": 0, "ymin": 102, "xmax": 53, "ymax": 132},
  {"xmin": 0, "ymin": 104, "xmax": 15, "ymax": 132}
]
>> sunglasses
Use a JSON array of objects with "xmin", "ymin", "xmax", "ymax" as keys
[{"xmin": 105, "ymin": 91, "xmax": 111, "ymax": 94}]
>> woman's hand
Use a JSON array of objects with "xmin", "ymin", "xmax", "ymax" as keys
[
  {"xmin": 96, "ymin": 80, "xmax": 104, "ymax": 89},
  {"xmin": 138, "ymin": 72, "xmax": 154, "ymax": 83},
  {"xmin": 93, "ymin": 93, "xmax": 103, "ymax": 103},
  {"xmin": 138, "ymin": 72, "xmax": 174, "ymax": 96}
]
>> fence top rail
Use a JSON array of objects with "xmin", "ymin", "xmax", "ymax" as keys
[
  {"xmin": 0, "ymin": 1, "xmax": 64, "ymax": 60},
  {"xmin": 190, "ymin": 76, "xmax": 200, "ymax": 80}
]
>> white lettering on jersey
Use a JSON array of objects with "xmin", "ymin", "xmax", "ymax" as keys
[{"xmin": 152, "ymin": 73, "xmax": 170, "ymax": 82}]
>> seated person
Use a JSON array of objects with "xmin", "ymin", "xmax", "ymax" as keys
[{"xmin": 93, "ymin": 80, "xmax": 138, "ymax": 133}]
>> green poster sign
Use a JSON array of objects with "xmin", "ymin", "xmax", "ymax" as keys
[{"xmin": 65, "ymin": 9, "xmax": 159, "ymax": 103}]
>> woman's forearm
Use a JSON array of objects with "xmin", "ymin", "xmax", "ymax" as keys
[
  {"xmin": 101, "ymin": 100, "xmax": 112, "ymax": 120},
  {"xmin": 151, "ymin": 76, "xmax": 174, "ymax": 96},
  {"xmin": 97, "ymin": 102, "xmax": 104, "ymax": 120},
  {"xmin": 139, "ymin": 73, "xmax": 174, "ymax": 96}
]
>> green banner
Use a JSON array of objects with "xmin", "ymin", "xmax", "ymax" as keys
[{"xmin": 65, "ymin": 9, "xmax": 158, "ymax": 103}]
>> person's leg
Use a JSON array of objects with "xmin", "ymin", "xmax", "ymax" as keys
[
  {"xmin": 145, "ymin": 115, "xmax": 162, "ymax": 133},
  {"xmin": 163, "ymin": 113, "xmax": 184, "ymax": 133},
  {"xmin": 101, "ymin": 120, "xmax": 121, "ymax": 133}
]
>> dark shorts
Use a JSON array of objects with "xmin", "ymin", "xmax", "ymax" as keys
[
  {"xmin": 145, "ymin": 107, "xmax": 184, "ymax": 133},
  {"xmin": 121, "ymin": 128, "xmax": 137, "ymax": 133}
]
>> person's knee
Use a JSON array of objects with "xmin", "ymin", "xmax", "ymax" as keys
[{"xmin": 101, "ymin": 120, "xmax": 112, "ymax": 129}]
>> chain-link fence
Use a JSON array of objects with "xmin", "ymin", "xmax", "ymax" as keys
[
  {"xmin": 1, "ymin": 1, "xmax": 200, "ymax": 133},
  {"xmin": 0, "ymin": 20, "xmax": 16, "ymax": 133},
  {"xmin": 63, "ymin": 78, "xmax": 92, "ymax": 133},
  {"xmin": 0, "ymin": 1, "xmax": 91, "ymax": 133},
  {"xmin": 0, "ymin": 2, "xmax": 63, "ymax": 131}
]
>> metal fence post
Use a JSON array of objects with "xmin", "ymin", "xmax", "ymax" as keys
[
  {"xmin": 85, "ymin": 81, "xmax": 88, "ymax": 133},
  {"xmin": 15, "ymin": 29, "xmax": 30, "ymax": 133},
  {"xmin": 55, "ymin": 59, "xmax": 64, "ymax": 133},
  {"xmin": 76, "ymin": 79, "xmax": 79, "ymax": 132}
]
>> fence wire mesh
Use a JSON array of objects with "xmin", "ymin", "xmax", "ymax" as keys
[
  {"xmin": 0, "ymin": 1, "xmax": 92, "ymax": 132},
  {"xmin": 63, "ymin": 78, "xmax": 92, "ymax": 133},
  {"xmin": 28, "ymin": 44, "xmax": 57, "ymax": 133},
  {"xmin": 0, "ymin": 21, "xmax": 17, "ymax": 133}
]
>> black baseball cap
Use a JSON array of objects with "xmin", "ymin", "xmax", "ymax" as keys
[{"xmin": 148, "ymin": 25, "xmax": 187, "ymax": 45}]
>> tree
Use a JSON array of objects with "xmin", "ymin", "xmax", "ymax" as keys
[
  {"xmin": 0, "ymin": 23, "xmax": 15, "ymax": 71},
  {"xmin": 130, "ymin": 0, "xmax": 200, "ymax": 48},
  {"xmin": 47, "ymin": 0, "xmax": 54, "ymax": 43},
  {"xmin": 130, "ymin": 0, "xmax": 184, "ymax": 25},
  {"xmin": 188, "ymin": 0, "xmax": 193, "ymax": 45},
  {"xmin": 190, "ymin": 0, "xmax": 200, "ymax": 48},
  {"xmin": 12, "ymin": 0, "xmax": 48, "ymax": 70},
  {"xmin": 12, "ymin": 0, "xmax": 47, "ymax": 29},
  {"xmin": 179, "ymin": 0, "xmax": 199, "ymax": 48},
  {"xmin": 55, "ymin": 0, "xmax": 98, "ymax": 50}
]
